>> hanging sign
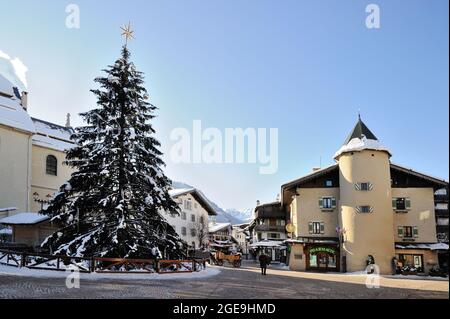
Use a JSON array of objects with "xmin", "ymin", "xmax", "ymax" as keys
[{"xmin": 286, "ymin": 223, "xmax": 296, "ymax": 233}]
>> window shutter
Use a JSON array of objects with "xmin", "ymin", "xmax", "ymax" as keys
[
  {"xmin": 413, "ymin": 227, "xmax": 419, "ymax": 238},
  {"xmin": 368, "ymin": 183, "xmax": 374, "ymax": 191},
  {"xmin": 405, "ymin": 198, "xmax": 411, "ymax": 210},
  {"xmin": 320, "ymin": 223, "xmax": 325, "ymax": 234},
  {"xmin": 354, "ymin": 183, "xmax": 361, "ymax": 191},
  {"xmin": 331, "ymin": 197, "xmax": 337, "ymax": 208},
  {"xmin": 392, "ymin": 198, "xmax": 397, "ymax": 210},
  {"xmin": 398, "ymin": 227, "xmax": 404, "ymax": 238},
  {"xmin": 355, "ymin": 206, "xmax": 361, "ymax": 213},
  {"xmin": 318, "ymin": 198, "xmax": 323, "ymax": 209},
  {"xmin": 369, "ymin": 206, "xmax": 374, "ymax": 213},
  {"xmin": 308, "ymin": 222, "xmax": 313, "ymax": 234}
]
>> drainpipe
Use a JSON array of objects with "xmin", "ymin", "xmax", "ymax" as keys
[{"xmin": 26, "ymin": 134, "xmax": 32, "ymax": 211}]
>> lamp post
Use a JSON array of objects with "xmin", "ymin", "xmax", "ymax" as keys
[{"xmin": 33, "ymin": 192, "xmax": 52, "ymax": 211}]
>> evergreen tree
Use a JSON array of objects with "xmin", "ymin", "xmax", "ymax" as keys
[{"xmin": 41, "ymin": 46, "xmax": 186, "ymax": 259}]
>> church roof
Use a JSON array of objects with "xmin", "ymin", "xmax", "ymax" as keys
[
  {"xmin": 0, "ymin": 74, "xmax": 35, "ymax": 133},
  {"xmin": 0, "ymin": 74, "xmax": 14, "ymax": 98}
]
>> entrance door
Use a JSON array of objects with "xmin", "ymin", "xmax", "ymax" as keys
[
  {"xmin": 306, "ymin": 246, "xmax": 339, "ymax": 272},
  {"xmin": 317, "ymin": 253, "xmax": 329, "ymax": 269}
]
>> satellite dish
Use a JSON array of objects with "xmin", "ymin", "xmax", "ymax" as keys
[{"xmin": 286, "ymin": 223, "xmax": 296, "ymax": 233}]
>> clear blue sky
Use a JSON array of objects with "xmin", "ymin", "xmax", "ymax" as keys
[{"xmin": 1, "ymin": 0, "xmax": 448, "ymax": 210}]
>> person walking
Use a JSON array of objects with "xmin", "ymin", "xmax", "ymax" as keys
[{"xmin": 259, "ymin": 253, "xmax": 269, "ymax": 276}]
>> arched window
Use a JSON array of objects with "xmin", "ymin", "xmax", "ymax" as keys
[{"xmin": 46, "ymin": 155, "xmax": 57, "ymax": 176}]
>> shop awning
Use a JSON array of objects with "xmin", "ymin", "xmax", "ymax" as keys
[
  {"xmin": 395, "ymin": 243, "xmax": 449, "ymax": 251},
  {"xmin": 249, "ymin": 241, "xmax": 285, "ymax": 248},
  {"xmin": 284, "ymin": 238, "xmax": 339, "ymax": 245}
]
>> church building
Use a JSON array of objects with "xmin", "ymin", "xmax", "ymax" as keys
[{"xmin": 0, "ymin": 74, "xmax": 76, "ymax": 241}]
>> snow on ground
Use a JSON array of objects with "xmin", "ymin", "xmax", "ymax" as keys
[{"xmin": 0, "ymin": 264, "xmax": 220, "ymax": 281}]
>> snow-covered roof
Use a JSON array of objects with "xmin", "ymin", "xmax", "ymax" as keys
[
  {"xmin": 0, "ymin": 80, "xmax": 35, "ymax": 133},
  {"xmin": 169, "ymin": 188, "xmax": 217, "ymax": 216},
  {"xmin": 32, "ymin": 133, "xmax": 76, "ymax": 152},
  {"xmin": 396, "ymin": 243, "xmax": 449, "ymax": 251},
  {"xmin": 334, "ymin": 136, "xmax": 391, "ymax": 159},
  {"xmin": 0, "ymin": 213, "xmax": 50, "ymax": 225},
  {"xmin": 168, "ymin": 188, "xmax": 194, "ymax": 197},
  {"xmin": 31, "ymin": 118, "xmax": 76, "ymax": 152},
  {"xmin": 0, "ymin": 73, "xmax": 15, "ymax": 97},
  {"xmin": 334, "ymin": 117, "xmax": 391, "ymax": 159},
  {"xmin": 208, "ymin": 222, "xmax": 231, "ymax": 233}
]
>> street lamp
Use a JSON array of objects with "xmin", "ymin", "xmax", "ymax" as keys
[{"xmin": 33, "ymin": 192, "xmax": 52, "ymax": 210}]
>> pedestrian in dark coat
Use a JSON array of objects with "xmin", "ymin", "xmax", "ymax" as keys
[{"xmin": 259, "ymin": 254, "xmax": 269, "ymax": 275}]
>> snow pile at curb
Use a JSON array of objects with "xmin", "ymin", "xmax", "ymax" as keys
[{"xmin": 0, "ymin": 265, "xmax": 220, "ymax": 281}]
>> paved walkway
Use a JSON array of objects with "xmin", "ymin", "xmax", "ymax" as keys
[{"xmin": 0, "ymin": 261, "xmax": 448, "ymax": 299}]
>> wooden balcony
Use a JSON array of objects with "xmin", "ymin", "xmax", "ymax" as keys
[{"xmin": 254, "ymin": 224, "xmax": 285, "ymax": 232}]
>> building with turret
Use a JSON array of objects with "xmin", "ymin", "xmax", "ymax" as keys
[{"xmin": 279, "ymin": 117, "xmax": 448, "ymax": 274}]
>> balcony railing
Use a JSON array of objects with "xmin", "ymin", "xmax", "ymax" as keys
[
  {"xmin": 435, "ymin": 209, "xmax": 449, "ymax": 217},
  {"xmin": 254, "ymin": 225, "xmax": 285, "ymax": 232},
  {"xmin": 435, "ymin": 194, "xmax": 449, "ymax": 203}
]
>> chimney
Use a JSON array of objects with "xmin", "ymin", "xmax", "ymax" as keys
[
  {"xmin": 21, "ymin": 91, "xmax": 28, "ymax": 110},
  {"xmin": 256, "ymin": 200, "xmax": 260, "ymax": 207},
  {"xmin": 65, "ymin": 113, "xmax": 71, "ymax": 128},
  {"xmin": 312, "ymin": 167, "xmax": 321, "ymax": 172}
]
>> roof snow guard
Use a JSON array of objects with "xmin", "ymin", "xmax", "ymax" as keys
[{"xmin": 334, "ymin": 117, "xmax": 391, "ymax": 159}]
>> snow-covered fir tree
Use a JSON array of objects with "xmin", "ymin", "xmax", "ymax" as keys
[{"xmin": 41, "ymin": 46, "xmax": 186, "ymax": 259}]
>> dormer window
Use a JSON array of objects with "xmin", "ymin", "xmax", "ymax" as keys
[{"xmin": 325, "ymin": 180, "xmax": 333, "ymax": 187}]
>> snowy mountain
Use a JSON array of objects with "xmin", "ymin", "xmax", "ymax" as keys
[
  {"xmin": 225, "ymin": 208, "xmax": 253, "ymax": 223},
  {"xmin": 171, "ymin": 181, "xmax": 251, "ymax": 225}
]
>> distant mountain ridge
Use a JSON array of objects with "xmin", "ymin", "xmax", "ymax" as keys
[
  {"xmin": 225, "ymin": 208, "xmax": 253, "ymax": 223},
  {"xmin": 171, "ymin": 181, "xmax": 252, "ymax": 225}
]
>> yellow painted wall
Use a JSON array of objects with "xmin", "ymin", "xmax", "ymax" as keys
[
  {"xmin": 289, "ymin": 244, "xmax": 306, "ymax": 271},
  {"xmin": 293, "ymin": 188, "xmax": 340, "ymax": 238},
  {"xmin": 392, "ymin": 188, "xmax": 437, "ymax": 243},
  {"xmin": 0, "ymin": 125, "xmax": 32, "ymax": 213},
  {"xmin": 30, "ymin": 145, "xmax": 74, "ymax": 212},
  {"xmin": 338, "ymin": 150, "xmax": 395, "ymax": 274}
]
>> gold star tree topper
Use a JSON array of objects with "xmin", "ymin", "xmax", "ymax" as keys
[{"xmin": 121, "ymin": 22, "xmax": 135, "ymax": 45}]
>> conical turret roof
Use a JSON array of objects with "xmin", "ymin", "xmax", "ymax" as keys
[
  {"xmin": 334, "ymin": 116, "xmax": 391, "ymax": 159},
  {"xmin": 343, "ymin": 116, "xmax": 378, "ymax": 144}
]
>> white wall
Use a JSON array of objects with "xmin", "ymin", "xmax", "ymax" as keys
[{"xmin": 162, "ymin": 193, "xmax": 210, "ymax": 248}]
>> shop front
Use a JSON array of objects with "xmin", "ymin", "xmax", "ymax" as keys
[{"xmin": 305, "ymin": 244, "xmax": 340, "ymax": 272}]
